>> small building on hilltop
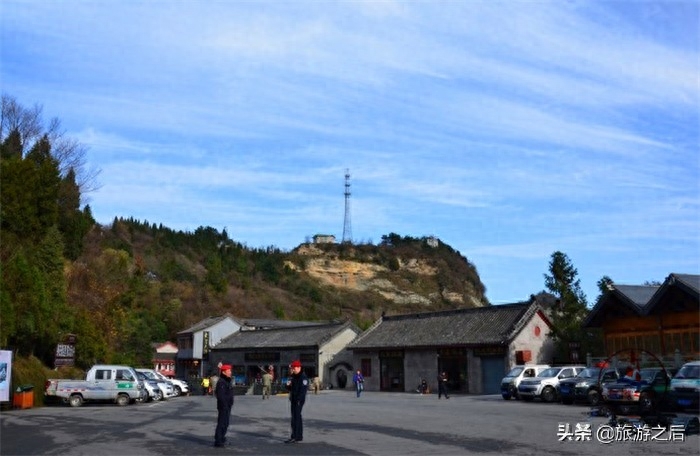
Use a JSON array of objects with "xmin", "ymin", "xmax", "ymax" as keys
[
  {"xmin": 345, "ymin": 298, "xmax": 554, "ymax": 395},
  {"xmin": 312, "ymin": 234, "xmax": 336, "ymax": 244}
]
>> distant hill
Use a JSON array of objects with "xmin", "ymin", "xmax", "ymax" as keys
[{"xmin": 75, "ymin": 221, "xmax": 489, "ymax": 336}]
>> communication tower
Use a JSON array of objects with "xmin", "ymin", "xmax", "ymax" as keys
[{"xmin": 342, "ymin": 169, "xmax": 352, "ymax": 243}]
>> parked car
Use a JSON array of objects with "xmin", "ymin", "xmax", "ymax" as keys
[
  {"xmin": 157, "ymin": 373, "xmax": 189, "ymax": 396},
  {"xmin": 669, "ymin": 360, "xmax": 700, "ymax": 412},
  {"xmin": 135, "ymin": 368, "xmax": 176, "ymax": 399},
  {"xmin": 135, "ymin": 370, "xmax": 164, "ymax": 402},
  {"xmin": 601, "ymin": 367, "xmax": 675, "ymax": 414},
  {"xmin": 559, "ymin": 366, "xmax": 620, "ymax": 405},
  {"xmin": 518, "ymin": 365, "xmax": 585, "ymax": 403},
  {"xmin": 500, "ymin": 364, "xmax": 550, "ymax": 400}
]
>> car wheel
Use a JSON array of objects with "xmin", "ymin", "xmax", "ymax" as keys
[
  {"xmin": 509, "ymin": 386, "xmax": 519, "ymax": 400},
  {"xmin": 116, "ymin": 394, "xmax": 130, "ymax": 406},
  {"xmin": 619, "ymin": 404, "xmax": 633, "ymax": 415},
  {"xmin": 154, "ymin": 390, "xmax": 163, "ymax": 401},
  {"xmin": 639, "ymin": 392, "xmax": 655, "ymax": 412},
  {"xmin": 69, "ymin": 394, "xmax": 83, "ymax": 407},
  {"xmin": 587, "ymin": 390, "xmax": 601, "ymax": 406},
  {"xmin": 541, "ymin": 386, "xmax": 556, "ymax": 403},
  {"xmin": 174, "ymin": 385, "xmax": 182, "ymax": 396}
]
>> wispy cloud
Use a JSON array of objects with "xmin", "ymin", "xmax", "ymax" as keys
[{"xmin": 3, "ymin": 0, "xmax": 698, "ymax": 303}]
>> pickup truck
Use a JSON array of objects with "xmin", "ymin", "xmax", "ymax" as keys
[{"xmin": 45, "ymin": 364, "xmax": 145, "ymax": 407}]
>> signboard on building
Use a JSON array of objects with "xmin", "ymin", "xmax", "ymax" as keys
[
  {"xmin": 379, "ymin": 350, "xmax": 404, "ymax": 358},
  {"xmin": 244, "ymin": 352, "xmax": 280, "ymax": 362},
  {"xmin": 203, "ymin": 331, "xmax": 210, "ymax": 359},
  {"xmin": 54, "ymin": 334, "xmax": 77, "ymax": 368},
  {"xmin": 473, "ymin": 346, "xmax": 506, "ymax": 357}
]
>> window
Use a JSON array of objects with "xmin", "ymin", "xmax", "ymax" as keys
[
  {"xmin": 95, "ymin": 369, "xmax": 111, "ymax": 380},
  {"xmin": 560, "ymin": 368, "xmax": 573, "ymax": 378},
  {"xmin": 361, "ymin": 358, "xmax": 372, "ymax": 377}
]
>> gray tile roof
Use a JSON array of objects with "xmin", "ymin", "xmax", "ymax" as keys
[
  {"xmin": 645, "ymin": 273, "xmax": 700, "ymax": 314},
  {"xmin": 668, "ymin": 273, "xmax": 700, "ymax": 294},
  {"xmin": 177, "ymin": 313, "xmax": 239, "ymax": 335},
  {"xmin": 614, "ymin": 285, "xmax": 659, "ymax": 310},
  {"xmin": 583, "ymin": 273, "xmax": 700, "ymax": 327},
  {"xmin": 349, "ymin": 300, "xmax": 544, "ymax": 350},
  {"xmin": 213, "ymin": 321, "xmax": 357, "ymax": 350},
  {"xmin": 582, "ymin": 284, "xmax": 658, "ymax": 328},
  {"xmin": 240, "ymin": 318, "xmax": 335, "ymax": 330}
]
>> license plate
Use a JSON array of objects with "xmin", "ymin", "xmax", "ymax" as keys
[
  {"xmin": 679, "ymin": 399, "xmax": 692, "ymax": 406},
  {"xmin": 560, "ymin": 386, "xmax": 569, "ymax": 394},
  {"xmin": 609, "ymin": 393, "xmax": 622, "ymax": 400}
]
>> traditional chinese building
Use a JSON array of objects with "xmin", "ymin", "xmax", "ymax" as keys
[
  {"xmin": 175, "ymin": 314, "xmax": 242, "ymax": 379},
  {"xmin": 583, "ymin": 273, "xmax": 699, "ymax": 363},
  {"xmin": 210, "ymin": 320, "xmax": 359, "ymax": 387},
  {"xmin": 151, "ymin": 341, "xmax": 178, "ymax": 377},
  {"xmin": 344, "ymin": 297, "xmax": 554, "ymax": 395}
]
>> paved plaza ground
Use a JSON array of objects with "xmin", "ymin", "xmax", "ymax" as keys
[{"xmin": 1, "ymin": 390, "xmax": 698, "ymax": 455}]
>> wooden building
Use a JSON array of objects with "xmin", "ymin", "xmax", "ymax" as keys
[{"xmin": 582, "ymin": 273, "xmax": 699, "ymax": 363}]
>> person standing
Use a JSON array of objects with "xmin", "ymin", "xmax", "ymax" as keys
[
  {"xmin": 262, "ymin": 367, "xmax": 273, "ymax": 400},
  {"xmin": 437, "ymin": 371, "xmax": 449, "ymax": 399},
  {"xmin": 352, "ymin": 369, "xmax": 364, "ymax": 398},
  {"xmin": 201, "ymin": 376, "xmax": 210, "ymax": 395},
  {"xmin": 285, "ymin": 360, "xmax": 308, "ymax": 444},
  {"xmin": 214, "ymin": 364, "xmax": 234, "ymax": 448}
]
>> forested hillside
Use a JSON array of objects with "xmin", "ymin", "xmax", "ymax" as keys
[{"xmin": 1, "ymin": 95, "xmax": 488, "ymax": 369}]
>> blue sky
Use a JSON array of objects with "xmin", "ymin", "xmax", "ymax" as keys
[{"xmin": 2, "ymin": 1, "xmax": 698, "ymax": 305}]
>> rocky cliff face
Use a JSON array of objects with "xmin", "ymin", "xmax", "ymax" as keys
[{"xmin": 286, "ymin": 242, "xmax": 488, "ymax": 310}]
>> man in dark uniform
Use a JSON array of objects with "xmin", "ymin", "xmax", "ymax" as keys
[
  {"xmin": 214, "ymin": 364, "xmax": 234, "ymax": 447},
  {"xmin": 285, "ymin": 360, "xmax": 308, "ymax": 443},
  {"xmin": 438, "ymin": 371, "xmax": 450, "ymax": 399}
]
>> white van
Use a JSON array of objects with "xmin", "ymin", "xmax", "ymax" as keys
[{"xmin": 500, "ymin": 364, "xmax": 550, "ymax": 400}]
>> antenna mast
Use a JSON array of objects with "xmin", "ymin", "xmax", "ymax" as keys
[{"xmin": 342, "ymin": 169, "xmax": 352, "ymax": 243}]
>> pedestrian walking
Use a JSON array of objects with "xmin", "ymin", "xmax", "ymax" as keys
[
  {"xmin": 438, "ymin": 371, "xmax": 450, "ymax": 399},
  {"xmin": 213, "ymin": 364, "xmax": 234, "ymax": 448},
  {"xmin": 352, "ymin": 369, "xmax": 364, "ymax": 397},
  {"xmin": 284, "ymin": 360, "xmax": 308, "ymax": 444},
  {"xmin": 311, "ymin": 375, "xmax": 321, "ymax": 394},
  {"xmin": 262, "ymin": 366, "xmax": 273, "ymax": 399},
  {"xmin": 201, "ymin": 376, "xmax": 210, "ymax": 395}
]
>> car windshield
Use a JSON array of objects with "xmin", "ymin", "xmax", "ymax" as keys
[
  {"xmin": 577, "ymin": 367, "xmax": 600, "ymax": 379},
  {"xmin": 506, "ymin": 367, "xmax": 524, "ymax": 377},
  {"xmin": 139, "ymin": 370, "xmax": 157, "ymax": 380},
  {"xmin": 538, "ymin": 367, "xmax": 561, "ymax": 378},
  {"xmin": 639, "ymin": 369, "xmax": 661, "ymax": 382},
  {"xmin": 675, "ymin": 365, "xmax": 700, "ymax": 380}
]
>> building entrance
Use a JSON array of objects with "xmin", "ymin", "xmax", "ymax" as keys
[
  {"xmin": 438, "ymin": 348, "xmax": 467, "ymax": 393},
  {"xmin": 380, "ymin": 354, "xmax": 404, "ymax": 391}
]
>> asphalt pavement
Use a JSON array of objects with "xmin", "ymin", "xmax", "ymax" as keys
[{"xmin": 1, "ymin": 390, "xmax": 698, "ymax": 455}]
